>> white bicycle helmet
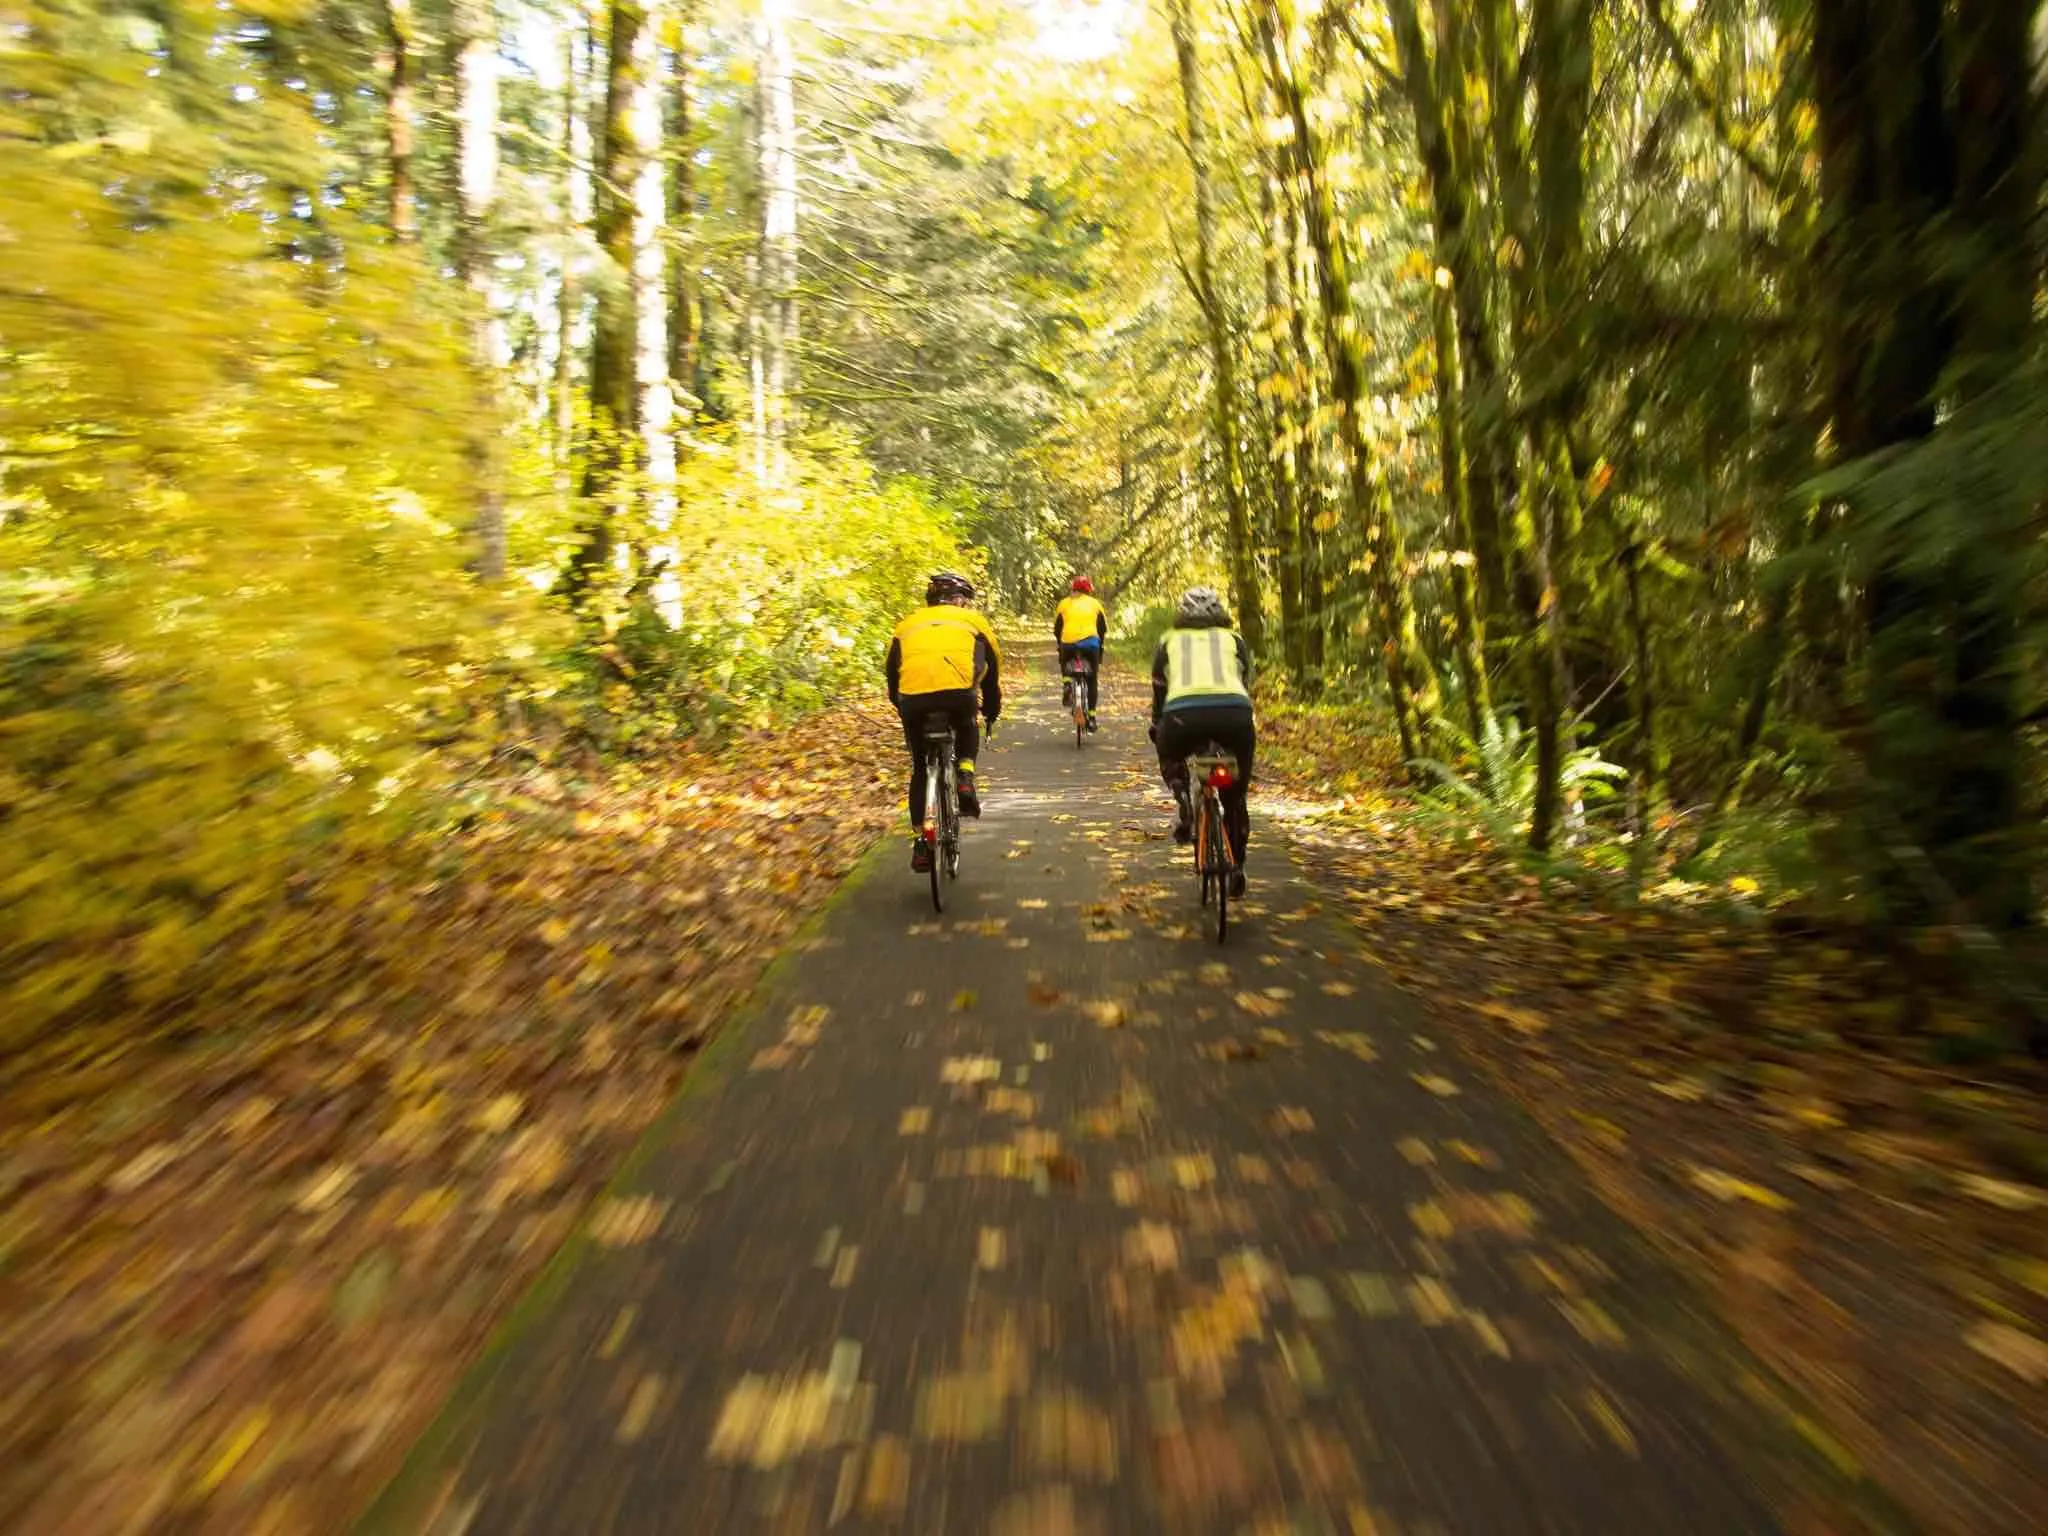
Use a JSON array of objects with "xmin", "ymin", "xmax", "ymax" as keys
[{"xmin": 1175, "ymin": 585, "xmax": 1230, "ymax": 627}]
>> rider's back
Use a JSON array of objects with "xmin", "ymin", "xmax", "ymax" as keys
[{"xmin": 892, "ymin": 605, "xmax": 999, "ymax": 695}]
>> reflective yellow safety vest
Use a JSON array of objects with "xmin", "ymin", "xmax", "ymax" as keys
[
  {"xmin": 891, "ymin": 605, "xmax": 1001, "ymax": 696},
  {"xmin": 1160, "ymin": 626, "xmax": 1250, "ymax": 708},
  {"xmin": 1054, "ymin": 592, "xmax": 1105, "ymax": 644}
]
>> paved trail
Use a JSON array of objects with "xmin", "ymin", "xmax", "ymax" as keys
[{"xmin": 369, "ymin": 645, "xmax": 1814, "ymax": 1535}]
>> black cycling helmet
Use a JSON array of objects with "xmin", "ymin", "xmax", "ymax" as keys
[{"xmin": 926, "ymin": 571, "xmax": 975, "ymax": 606}]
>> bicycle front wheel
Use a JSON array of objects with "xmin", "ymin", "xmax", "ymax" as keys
[{"xmin": 1203, "ymin": 794, "xmax": 1229, "ymax": 942}]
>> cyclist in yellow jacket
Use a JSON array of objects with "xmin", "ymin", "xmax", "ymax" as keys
[
  {"xmin": 1052, "ymin": 576, "xmax": 1107, "ymax": 732},
  {"xmin": 885, "ymin": 572, "xmax": 1003, "ymax": 872},
  {"xmin": 1149, "ymin": 585, "xmax": 1254, "ymax": 896}
]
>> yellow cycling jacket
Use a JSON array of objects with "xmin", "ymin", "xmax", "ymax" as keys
[
  {"xmin": 1053, "ymin": 592, "xmax": 1107, "ymax": 645},
  {"xmin": 885, "ymin": 605, "xmax": 1004, "ymax": 705}
]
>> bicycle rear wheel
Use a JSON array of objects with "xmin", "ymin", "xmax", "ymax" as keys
[{"xmin": 927, "ymin": 758, "xmax": 946, "ymax": 913}]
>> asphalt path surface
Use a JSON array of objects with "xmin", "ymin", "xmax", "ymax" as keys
[{"xmin": 366, "ymin": 643, "xmax": 1817, "ymax": 1535}]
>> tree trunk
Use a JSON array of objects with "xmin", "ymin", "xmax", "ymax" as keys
[
  {"xmin": 1815, "ymin": 0, "xmax": 2037, "ymax": 932},
  {"xmin": 1280, "ymin": 178, "xmax": 1327, "ymax": 684},
  {"xmin": 1257, "ymin": 0, "xmax": 1433, "ymax": 765},
  {"xmin": 1476, "ymin": 0, "xmax": 1569, "ymax": 851},
  {"xmin": 383, "ymin": 0, "xmax": 417, "ymax": 242},
  {"xmin": 1170, "ymin": 0, "xmax": 1265, "ymax": 657},
  {"xmin": 564, "ymin": 0, "xmax": 655, "ymax": 599},
  {"xmin": 758, "ymin": 0, "xmax": 799, "ymax": 481},
  {"xmin": 554, "ymin": 15, "xmax": 586, "ymax": 480},
  {"xmin": 1431, "ymin": 279, "xmax": 1493, "ymax": 744},
  {"xmin": 668, "ymin": 7, "xmax": 701, "ymax": 419},
  {"xmin": 632, "ymin": 4, "xmax": 673, "ymax": 549},
  {"xmin": 1253, "ymin": 141, "xmax": 1306, "ymax": 682},
  {"xmin": 451, "ymin": 0, "xmax": 503, "ymax": 580},
  {"xmin": 1386, "ymin": 0, "xmax": 1509, "ymax": 625},
  {"xmin": 1387, "ymin": 0, "xmax": 1492, "ymax": 743}
]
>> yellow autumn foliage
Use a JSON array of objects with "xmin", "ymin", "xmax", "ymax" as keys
[{"xmin": 0, "ymin": 7, "xmax": 544, "ymax": 1040}]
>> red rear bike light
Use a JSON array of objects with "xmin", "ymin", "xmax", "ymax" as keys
[
  {"xmin": 1206, "ymin": 767, "xmax": 1234, "ymax": 789},
  {"xmin": 923, "ymin": 825, "xmax": 938, "ymax": 842}
]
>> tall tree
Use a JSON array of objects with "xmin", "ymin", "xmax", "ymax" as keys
[
  {"xmin": 757, "ymin": 0, "xmax": 800, "ymax": 482},
  {"xmin": 1815, "ymin": 0, "xmax": 2041, "ymax": 930},
  {"xmin": 668, "ymin": 5, "xmax": 701, "ymax": 421},
  {"xmin": 383, "ymin": 0, "xmax": 418, "ymax": 242},
  {"xmin": 567, "ymin": 0, "xmax": 655, "ymax": 597},
  {"xmin": 451, "ymin": 0, "xmax": 504, "ymax": 579},
  {"xmin": 1255, "ymin": 0, "xmax": 1434, "ymax": 764},
  {"xmin": 1169, "ymin": 0, "xmax": 1264, "ymax": 655}
]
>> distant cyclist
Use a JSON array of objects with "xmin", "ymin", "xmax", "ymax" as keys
[
  {"xmin": 1149, "ymin": 585, "xmax": 1254, "ymax": 896},
  {"xmin": 885, "ymin": 572, "xmax": 1003, "ymax": 872},
  {"xmin": 1052, "ymin": 576, "xmax": 1107, "ymax": 732}
]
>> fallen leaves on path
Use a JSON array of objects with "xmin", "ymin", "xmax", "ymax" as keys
[
  {"xmin": 0, "ymin": 704, "xmax": 903, "ymax": 1529},
  {"xmin": 1273, "ymin": 716, "xmax": 2048, "ymax": 1536}
]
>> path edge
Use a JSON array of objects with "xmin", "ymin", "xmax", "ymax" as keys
[{"xmin": 353, "ymin": 830, "xmax": 899, "ymax": 1535}]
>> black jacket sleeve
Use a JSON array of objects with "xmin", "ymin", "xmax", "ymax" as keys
[
  {"xmin": 1096, "ymin": 610, "xmax": 1108, "ymax": 641},
  {"xmin": 1235, "ymin": 632, "xmax": 1252, "ymax": 690},
  {"xmin": 884, "ymin": 637, "xmax": 902, "ymax": 708},
  {"xmin": 977, "ymin": 634, "xmax": 1003, "ymax": 721},
  {"xmin": 1151, "ymin": 640, "xmax": 1168, "ymax": 724},
  {"xmin": 1051, "ymin": 612, "xmax": 1064, "ymax": 642}
]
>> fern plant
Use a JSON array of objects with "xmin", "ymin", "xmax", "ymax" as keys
[{"xmin": 1411, "ymin": 710, "xmax": 1628, "ymax": 852}]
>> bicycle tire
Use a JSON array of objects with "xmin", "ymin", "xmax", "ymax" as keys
[
  {"xmin": 927, "ymin": 756, "xmax": 946, "ymax": 914},
  {"xmin": 1205, "ymin": 794, "xmax": 1229, "ymax": 942}
]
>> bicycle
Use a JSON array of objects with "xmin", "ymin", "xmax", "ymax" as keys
[
  {"xmin": 919, "ymin": 719, "xmax": 963, "ymax": 912},
  {"xmin": 1185, "ymin": 746, "xmax": 1240, "ymax": 942},
  {"xmin": 1061, "ymin": 652, "xmax": 1091, "ymax": 747}
]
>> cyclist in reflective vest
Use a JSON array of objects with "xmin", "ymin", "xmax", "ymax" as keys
[
  {"xmin": 885, "ymin": 571, "xmax": 1003, "ymax": 873},
  {"xmin": 1149, "ymin": 586, "xmax": 1254, "ymax": 896},
  {"xmin": 1052, "ymin": 576, "xmax": 1108, "ymax": 731}
]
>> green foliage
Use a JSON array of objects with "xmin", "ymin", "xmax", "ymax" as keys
[
  {"xmin": 576, "ymin": 431, "xmax": 976, "ymax": 742},
  {"xmin": 0, "ymin": 4, "xmax": 980, "ymax": 1047},
  {"xmin": 1411, "ymin": 712, "xmax": 1628, "ymax": 855}
]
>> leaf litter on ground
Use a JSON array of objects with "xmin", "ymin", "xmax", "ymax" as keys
[
  {"xmin": 0, "ymin": 704, "xmax": 905, "ymax": 1529},
  {"xmin": 1268, "ymin": 703, "xmax": 2048, "ymax": 1536}
]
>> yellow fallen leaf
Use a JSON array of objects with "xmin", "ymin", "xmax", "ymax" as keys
[
  {"xmin": 398, "ymin": 1187, "xmax": 458, "ymax": 1229},
  {"xmin": 472, "ymin": 1093, "xmax": 523, "ymax": 1133},
  {"xmin": 1966, "ymin": 1320, "xmax": 2048, "ymax": 1383},
  {"xmin": 295, "ymin": 1164, "xmax": 356, "ymax": 1213},
  {"xmin": 1409, "ymin": 1200, "xmax": 1454, "ymax": 1239},
  {"xmin": 978, "ymin": 1227, "xmax": 1007, "ymax": 1269},
  {"xmin": 1957, "ymin": 1173, "xmax": 2044, "ymax": 1211},
  {"xmin": 194, "ymin": 1410, "xmax": 269, "ymax": 1494},
  {"xmin": 1082, "ymin": 1000, "xmax": 1126, "ymax": 1028},
  {"xmin": 1125, "ymin": 1221, "xmax": 1180, "ymax": 1270},
  {"xmin": 862, "ymin": 1435, "xmax": 912, "ymax": 1515},
  {"xmin": 1412, "ymin": 1074, "xmax": 1460, "ymax": 1097},
  {"xmin": 618, "ymin": 1375, "xmax": 663, "ymax": 1443},
  {"xmin": 1688, "ymin": 1165, "xmax": 1792, "ymax": 1211},
  {"xmin": 1234, "ymin": 990, "xmax": 1287, "ymax": 1018},
  {"xmin": 900, "ymin": 1107, "xmax": 931, "ymax": 1135},
  {"xmin": 941, "ymin": 1056, "xmax": 1001, "ymax": 1085}
]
